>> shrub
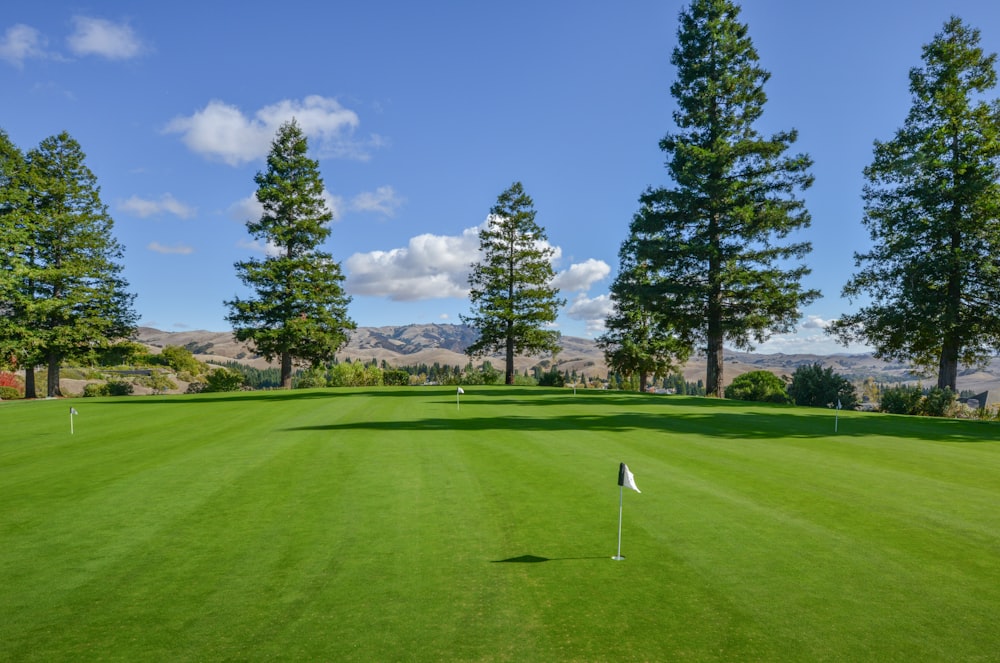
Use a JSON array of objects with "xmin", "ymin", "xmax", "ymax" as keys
[
  {"xmin": 0, "ymin": 371, "xmax": 23, "ymax": 397},
  {"xmin": 294, "ymin": 369, "xmax": 328, "ymax": 389},
  {"xmin": 185, "ymin": 381, "xmax": 206, "ymax": 394},
  {"xmin": 105, "ymin": 380, "xmax": 134, "ymax": 396},
  {"xmin": 83, "ymin": 383, "xmax": 107, "ymax": 397},
  {"xmin": 0, "ymin": 386, "xmax": 22, "ymax": 400},
  {"xmin": 538, "ymin": 370, "xmax": 565, "ymax": 387},
  {"xmin": 203, "ymin": 367, "xmax": 245, "ymax": 392},
  {"xmin": 725, "ymin": 370, "xmax": 790, "ymax": 403},
  {"xmin": 916, "ymin": 387, "xmax": 958, "ymax": 417},
  {"xmin": 879, "ymin": 385, "xmax": 923, "ymax": 415},
  {"xmin": 383, "ymin": 370, "xmax": 410, "ymax": 387},
  {"xmin": 787, "ymin": 363, "xmax": 858, "ymax": 409}
]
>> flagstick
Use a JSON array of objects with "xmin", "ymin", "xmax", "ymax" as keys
[
  {"xmin": 70, "ymin": 411, "xmax": 74, "ymax": 435},
  {"xmin": 613, "ymin": 485, "xmax": 625, "ymax": 560},
  {"xmin": 835, "ymin": 409, "xmax": 839, "ymax": 433}
]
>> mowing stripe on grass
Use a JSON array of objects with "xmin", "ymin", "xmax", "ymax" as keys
[{"xmin": 2, "ymin": 389, "xmax": 998, "ymax": 661}]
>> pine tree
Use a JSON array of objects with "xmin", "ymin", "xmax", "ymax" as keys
[
  {"xmin": 597, "ymin": 236, "xmax": 688, "ymax": 392},
  {"xmin": 14, "ymin": 132, "xmax": 136, "ymax": 397},
  {"xmin": 830, "ymin": 18, "xmax": 1000, "ymax": 391},
  {"xmin": 225, "ymin": 120, "xmax": 355, "ymax": 388},
  {"xmin": 462, "ymin": 182, "xmax": 565, "ymax": 384},
  {"xmin": 0, "ymin": 130, "xmax": 30, "ymax": 373},
  {"xmin": 631, "ymin": 0, "xmax": 817, "ymax": 397}
]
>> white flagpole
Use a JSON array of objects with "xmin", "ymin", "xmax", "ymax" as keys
[
  {"xmin": 613, "ymin": 485, "xmax": 625, "ymax": 560},
  {"xmin": 835, "ymin": 398, "xmax": 841, "ymax": 433},
  {"xmin": 70, "ymin": 408, "xmax": 75, "ymax": 435}
]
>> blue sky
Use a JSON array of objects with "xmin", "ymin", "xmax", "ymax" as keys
[{"xmin": 3, "ymin": 1, "xmax": 1000, "ymax": 355}]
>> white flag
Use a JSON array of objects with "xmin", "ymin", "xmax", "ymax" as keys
[
  {"xmin": 618, "ymin": 462, "xmax": 640, "ymax": 493},
  {"xmin": 457, "ymin": 387, "xmax": 465, "ymax": 394},
  {"xmin": 70, "ymin": 407, "xmax": 79, "ymax": 415}
]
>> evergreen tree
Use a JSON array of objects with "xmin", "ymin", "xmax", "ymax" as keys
[
  {"xmin": 462, "ymin": 182, "xmax": 565, "ymax": 384},
  {"xmin": 630, "ymin": 0, "xmax": 817, "ymax": 397},
  {"xmin": 0, "ymin": 130, "xmax": 30, "ymax": 374},
  {"xmin": 597, "ymin": 236, "xmax": 688, "ymax": 392},
  {"xmin": 830, "ymin": 18, "xmax": 1000, "ymax": 391},
  {"xmin": 225, "ymin": 120, "xmax": 355, "ymax": 388},
  {"xmin": 8, "ymin": 132, "xmax": 136, "ymax": 397}
]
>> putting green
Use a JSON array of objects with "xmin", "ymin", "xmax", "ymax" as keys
[{"xmin": 2, "ymin": 388, "xmax": 998, "ymax": 661}]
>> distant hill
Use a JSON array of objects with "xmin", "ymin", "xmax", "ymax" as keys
[{"xmin": 135, "ymin": 324, "xmax": 1000, "ymax": 396}]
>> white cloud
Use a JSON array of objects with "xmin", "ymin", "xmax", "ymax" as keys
[
  {"xmin": 148, "ymin": 241, "xmax": 193, "ymax": 255},
  {"xmin": 237, "ymin": 238, "xmax": 283, "ymax": 258},
  {"xmin": 0, "ymin": 24, "xmax": 50, "ymax": 67},
  {"xmin": 228, "ymin": 189, "xmax": 344, "ymax": 223},
  {"xmin": 802, "ymin": 315, "xmax": 834, "ymax": 329},
  {"xmin": 350, "ymin": 185, "xmax": 403, "ymax": 216},
  {"xmin": 345, "ymin": 225, "xmax": 482, "ymax": 301},
  {"xmin": 164, "ymin": 96, "xmax": 376, "ymax": 166},
  {"xmin": 67, "ymin": 17, "xmax": 144, "ymax": 60},
  {"xmin": 565, "ymin": 293, "xmax": 613, "ymax": 334},
  {"xmin": 552, "ymin": 258, "xmax": 610, "ymax": 292},
  {"xmin": 121, "ymin": 194, "xmax": 195, "ymax": 219}
]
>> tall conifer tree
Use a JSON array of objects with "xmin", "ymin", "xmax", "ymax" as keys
[
  {"xmin": 630, "ymin": 0, "xmax": 816, "ymax": 397},
  {"xmin": 18, "ymin": 132, "xmax": 136, "ymax": 397},
  {"xmin": 462, "ymin": 182, "xmax": 564, "ymax": 384},
  {"xmin": 225, "ymin": 120, "xmax": 354, "ymax": 388},
  {"xmin": 830, "ymin": 18, "xmax": 1000, "ymax": 391}
]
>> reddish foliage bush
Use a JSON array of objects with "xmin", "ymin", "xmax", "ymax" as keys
[{"xmin": 0, "ymin": 371, "xmax": 24, "ymax": 395}]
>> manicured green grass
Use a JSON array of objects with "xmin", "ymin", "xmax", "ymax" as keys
[{"xmin": 2, "ymin": 388, "xmax": 998, "ymax": 661}]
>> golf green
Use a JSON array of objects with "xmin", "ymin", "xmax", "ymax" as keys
[{"xmin": 2, "ymin": 387, "xmax": 998, "ymax": 661}]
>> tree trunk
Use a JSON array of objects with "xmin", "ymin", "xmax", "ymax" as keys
[
  {"xmin": 505, "ymin": 334, "xmax": 515, "ymax": 385},
  {"xmin": 24, "ymin": 366, "xmax": 36, "ymax": 399},
  {"xmin": 706, "ymin": 335, "xmax": 724, "ymax": 398},
  {"xmin": 706, "ymin": 213, "xmax": 724, "ymax": 397},
  {"xmin": 938, "ymin": 337, "xmax": 959, "ymax": 391},
  {"xmin": 639, "ymin": 372, "xmax": 648, "ymax": 393},
  {"xmin": 46, "ymin": 352, "xmax": 62, "ymax": 397},
  {"xmin": 281, "ymin": 351, "xmax": 293, "ymax": 389}
]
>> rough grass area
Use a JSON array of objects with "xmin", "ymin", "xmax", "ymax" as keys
[{"xmin": 2, "ymin": 388, "xmax": 998, "ymax": 661}]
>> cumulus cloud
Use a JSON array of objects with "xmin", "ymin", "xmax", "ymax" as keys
[
  {"xmin": 552, "ymin": 258, "xmax": 610, "ymax": 293},
  {"xmin": 227, "ymin": 189, "xmax": 345, "ymax": 223},
  {"xmin": 121, "ymin": 194, "xmax": 195, "ymax": 219},
  {"xmin": 345, "ymin": 226, "xmax": 482, "ymax": 301},
  {"xmin": 350, "ymin": 185, "xmax": 404, "ymax": 216},
  {"xmin": 147, "ymin": 241, "xmax": 193, "ymax": 255},
  {"xmin": 565, "ymin": 293, "xmax": 613, "ymax": 334},
  {"xmin": 237, "ymin": 238, "xmax": 282, "ymax": 257},
  {"xmin": 164, "ymin": 96, "xmax": 378, "ymax": 166},
  {"xmin": 802, "ymin": 315, "xmax": 834, "ymax": 329},
  {"xmin": 0, "ymin": 24, "xmax": 50, "ymax": 67},
  {"xmin": 67, "ymin": 17, "xmax": 145, "ymax": 59}
]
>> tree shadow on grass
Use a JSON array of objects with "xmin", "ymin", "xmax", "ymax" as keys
[{"xmin": 282, "ymin": 407, "xmax": 996, "ymax": 443}]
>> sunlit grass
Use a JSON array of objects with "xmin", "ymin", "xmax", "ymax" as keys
[{"xmin": 2, "ymin": 388, "xmax": 998, "ymax": 661}]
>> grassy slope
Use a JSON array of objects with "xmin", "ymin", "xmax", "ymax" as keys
[{"xmin": 1, "ymin": 388, "xmax": 998, "ymax": 662}]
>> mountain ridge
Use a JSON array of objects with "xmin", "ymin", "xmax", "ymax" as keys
[{"xmin": 134, "ymin": 323, "xmax": 1000, "ymax": 396}]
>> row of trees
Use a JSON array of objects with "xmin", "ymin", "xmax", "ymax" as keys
[
  {"xmin": 598, "ymin": 0, "xmax": 1000, "ymax": 399},
  {"xmin": 0, "ymin": 131, "xmax": 137, "ymax": 398}
]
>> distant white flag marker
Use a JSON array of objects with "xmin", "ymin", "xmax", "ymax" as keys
[
  {"xmin": 457, "ymin": 387, "xmax": 465, "ymax": 394},
  {"xmin": 70, "ymin": 407, "xmax": 78, "ymax": 435},
  {"xmin": 456, "ymin": 386, "xmax": 464, "ymax": 409}
]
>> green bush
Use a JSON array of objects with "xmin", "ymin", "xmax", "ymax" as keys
[
  {"xmin": 725, "ymin": 370, "xmax": 790, "ymax": 403},
  {"xmin": 203, "ymin": 368, "xmax": 245, "ymax": 392},
  {"xmin": 83, "ymin": 383, "xmax": 107, "ymax": 397},
  {"xmin": 294, "ymin": 369, "xmax": 328, "ymax": 389},
  {"xmin": 879, "ymin": 385, "xmax": 923, "ymax": 415},
  {"xmin": 105, "ymin": 381, "xmax": 134, "ymax": 396},
  {"xmin": 916, "ymin": 387, "xmax": 958, "ymax": 417},
  {"xmin": 787, "ymin": 363, "xmax": 858, "ymax": 409},
  {"xmin": 383, "ymin": 370, "xmax": 410, "ymax": 387},
  {"xmin": 0, "ymin": 386, "xmax": 22, "ymax": 400},
  {"xmin": 538, "ymin": 370, "xmax": 565, "ymax": 387}
]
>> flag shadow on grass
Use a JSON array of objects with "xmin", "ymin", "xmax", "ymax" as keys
[{"xmin": 491, "ymin": 554, "xmax": 608, "ymax": 563}]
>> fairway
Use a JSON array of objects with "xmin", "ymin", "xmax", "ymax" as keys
[{"xmin": 2, "ymin": 388, "xmax": 999, "ymax": 661}]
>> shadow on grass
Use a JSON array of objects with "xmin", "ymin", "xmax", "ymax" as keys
[
  {"xmin": 491, "ymin": 554, "xmax": 609, "ymax": 563},
  {"xmin": 283, "ymin": 407, "xmax": 996, "ymax": 443}
]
